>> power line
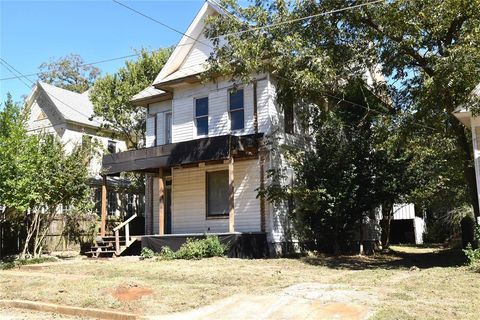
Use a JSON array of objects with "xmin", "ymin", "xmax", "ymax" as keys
[
  {"xmin": 112, "ymin": 0, "xmax": 214, "ymax": 49},
  {"xmin": 0, "ymin": 58, "xmax": 101, "ymax": 124},
  {"xmin": 0, "ymin": 60, "xmax": 32, "ymax": 88},
  {"xmin": 216, "ymin": 0, "xmax": 386, "ymax": 38},
  {"xmin": 1, "ymin": 0, "xmax": 384, "ymax": 82}
]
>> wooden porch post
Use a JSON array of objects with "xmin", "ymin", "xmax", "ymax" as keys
[
  {"xmin": 159, "ymin": 168, "xmax": 165, "ymax": 236},
  {"xmin": 100, "ymin": 175, "xmax": 107, "ymax": 237},
  {"xmin": 229, "ymin": 157, "xmax": 235, "ymax": 233}
]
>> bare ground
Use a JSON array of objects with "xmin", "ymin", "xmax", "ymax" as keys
[{"xmin": 0, "ymin": 245, "xmax": 479, "ymax": 319}]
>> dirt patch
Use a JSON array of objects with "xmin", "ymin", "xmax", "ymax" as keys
[
  {"xmin": 111, "ymin": 284, "xmax": 153, "ymax": 301},
  {"xmin": 312, "ymin": 302, "xmax": 368, "ymax": 320}
]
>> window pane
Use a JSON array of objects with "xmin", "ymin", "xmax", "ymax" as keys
[
  {"xmin": 229, "ymin": 89, "xmax": 243, "ymax": 110},
  {"xmin": 230, "ymin": 109, "xmax": 244, "ymax": 130},
  {"xmin": 196, "ymin": 97, "xmax": 208, "ymax": 116},
  {"xmin": 207, "ymin": 171, "xmax": 229, "ymax": 216},
  {"xmin": 108, "ymin": 140, "xmax": 116, "ymax": 154},
  {"xmin": 197, "ymin": 117, "xmax": 208, "ymax": 136}
]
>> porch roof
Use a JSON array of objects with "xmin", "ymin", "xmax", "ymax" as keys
[{"xmin": 102, "ymin": 134, "xmax": 262, "ymax": 175}]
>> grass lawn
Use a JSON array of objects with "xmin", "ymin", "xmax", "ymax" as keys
[{"xmin": 0, "ymin": 245, "xmax": 479, "ymax": 319}]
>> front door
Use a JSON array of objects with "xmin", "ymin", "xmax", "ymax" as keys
[{"xmin": 165, "ymin": 179, "xmax": 172, "ymax": 234}]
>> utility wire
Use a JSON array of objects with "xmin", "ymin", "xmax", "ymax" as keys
[
  {"xmin": 0, "ymin": 58, "xmax": 101, "ymax": 124},
  {"xmin": 1, "ymin": 0, "xmax": 384, "ymax": 82},
  {"xmin": 112, "ymin": 0, "xmax": 214, "ymax": 49}
]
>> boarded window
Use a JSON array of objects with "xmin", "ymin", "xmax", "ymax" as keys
[
  {"xmin": 284, "ymin": 104, "xmax": 294, "ymax": 134},
  {"xmin": 207, "ymin": 170, "xmax": 229, "ymax": 217},
  {"xmin": 229, "ymin": 89, "xmax": 244, "ymax": 130},
  {"xmin": 195, "ymin": 97, "xmax": 208, "ymax": 136}
]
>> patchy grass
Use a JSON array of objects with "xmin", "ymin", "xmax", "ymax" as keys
[
  {"xmin": 0, "ymin": 256, "xmax": 58, "ymax": 270},
  {"xmin": 0, "ymin": 246, "xmax": 479, "ymax": 319}
]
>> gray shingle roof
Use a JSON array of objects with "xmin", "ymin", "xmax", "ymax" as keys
[{"xmin": 38, "ymin": 81, "xmax": 103, "ymax": 127}]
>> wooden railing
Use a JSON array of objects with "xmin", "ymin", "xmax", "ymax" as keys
[{"xmin": 113, "ymin": 214, "xmax": 137, "ymax": 255}]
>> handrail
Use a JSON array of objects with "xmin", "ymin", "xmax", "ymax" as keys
[
  {"xmin": 113, "ymin": 213, "xmax": 137, "ymax": 232},
  {"xmin": 113, "ymin": 213, "xmax": 137, "ymax": 255}
]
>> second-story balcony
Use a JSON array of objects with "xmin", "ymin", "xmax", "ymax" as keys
[{"xmin": 102, "ymin": 134, "xmax": 263, "ymax": 175}]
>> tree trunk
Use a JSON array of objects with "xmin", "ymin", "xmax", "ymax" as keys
[
  {"xmin": 333, "ymin": 207, "xmax": 340, "ymax": 255},
  {"xmin": 381, "ymin": 202, "xmax": 393, "ymax": 249}
]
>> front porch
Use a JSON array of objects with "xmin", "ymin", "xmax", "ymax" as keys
[{"xmin": 94, "ymin": 134, "xmax": 268, "ymax": 257}]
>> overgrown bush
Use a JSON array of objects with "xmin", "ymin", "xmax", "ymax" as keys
[
  {"xmin": 140, "ymin": 247, "xmax": 155, "ymax": 260},
  {"xmin": 157, "ymin": 246, "xmax": 176, "ymax": 260},
  {"xmin": 463, "ymin": 225, "xmax": 480, "ymax": 268},
  {"xmin": 154, "ymin": 236, "xmax": 227, "ymax": 260},
  {"xmin": 176, "ymin": 236, "xmax": 227, "ymax": 259}
]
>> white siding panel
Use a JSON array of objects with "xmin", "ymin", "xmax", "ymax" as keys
[
  {"xmin": 234, "ymin": 160, "xmax": 261, "ymax": 232},
  {"xmin": 208, "ymin": 89, "xmax": 229, "ymax": 136},
  {"xmin": 171, "ymin": 160, "xmax": 261, "ymax": 234},
  {"xmin": 149, "ymin": 100, "xmax": 172, "ymax": 114},
  {"xmin": 393, "ymin": 203, "xmax": 415, "ymax": 220},
  {"xmin": 257, "ymin": 79, "xmax": 270, "ymax": 134},
  {"xmin": 145, "ymin": 116, "xmax": 155, "ymax": 147},
  {"xmin": 156, "ymin": 112, "xmax": 165, "ymax": 145},
  {"xmin": 180, "ymin": 33, "xmax": 211, "ymax": 70},
  {"xmin": 172, "ymin": 95, "xmax": 194, "ymax": 143}
]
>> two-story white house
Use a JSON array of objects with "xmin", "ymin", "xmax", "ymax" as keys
[
  {"xmin": 100, "ymin": 1, "xmax": 294, "ymax": 257},
  {"xmin": 25, "ymin": 81, "xmax": 144, "ymax": 249}
]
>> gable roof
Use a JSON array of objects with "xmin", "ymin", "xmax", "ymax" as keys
[
  {"xmin": 152, "ymin": 1, "xmax": 223, "ymax": 89},
  {"xmin": 33, "ymin": 81, "xmax": 103, "ymax": 128}
]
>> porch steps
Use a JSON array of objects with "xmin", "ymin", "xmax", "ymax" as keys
[{"xmin": 85, "ymin": 236, "xmax": 136, "ymax": 258}]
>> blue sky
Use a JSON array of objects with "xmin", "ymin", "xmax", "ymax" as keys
[{"xmin": 0, "ymin": 0, "xmax": 207, "ymax": 106}]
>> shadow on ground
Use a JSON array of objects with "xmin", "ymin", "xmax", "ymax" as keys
[{"xmin": 301, "ymin": 246, "xmax": 467, "ymax": 270}]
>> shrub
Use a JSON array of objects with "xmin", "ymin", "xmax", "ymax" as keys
[
  {"xmin": 463, "ymin": 225, "xmax": 480, "ymax": 267},
  {"xmin": 140, "ymin": 247, "xmax": 155, "ymax": 260},
  {"xmin": 157, "ymin": 246, "xmax": 176, "ymax": 260},
  {"xmin": 175, "ymin": 236, "xmax": 227, "ymax": 260}
]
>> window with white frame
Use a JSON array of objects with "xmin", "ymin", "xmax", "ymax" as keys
[
  {"xmin": 195, "ymin": 97, "xmax": 208, "ymax": 136},
  {"xmin": 229, "ymin": 89, "xmax": 244, "ymax": 131}
]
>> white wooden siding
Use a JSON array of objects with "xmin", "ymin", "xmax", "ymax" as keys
[
  {"xmin": 145, "ymin": 116, "xmax": 155, "ymax": 147},
  {"xmin": 171, "ymin": 78, "xmax": 270, "ymax": 143},
  {"xmin": 179, "ymin": 32, "xmax": 211, "ymax": 70},
  {"xmin": 171, "ymin": 159, "xmax": 261, "ymax": 234},
  {"xmin": 392, "ymin": 203, "xmax": 415, "ymax": 220},
  {"xmin": 156, "ymin": 112, "xmax": 165, "ymax": 145}
]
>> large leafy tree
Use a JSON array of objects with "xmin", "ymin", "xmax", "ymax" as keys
[
  {"xmin": 90, "ymin": 48, "xmax": 172, "ymax": 149},
  {"xmin": 38, "ymin": 54, "xmax": 100, "ymax": 93},
  {"xmin": 0, "ymin": 95, "xmax": 92, "ymax": 258},
  {"xmin": 205, "ymin": 0, "xmax": 480, "ymax": 229}
]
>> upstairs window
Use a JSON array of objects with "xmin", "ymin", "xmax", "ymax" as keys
[
  {"xmin": 229, "ymin": 89, "xmax": 244, "ymax": 131},
  {"xmin": 107, "ymin": 140, "xmax": 117, "ymax": 154},
  {"xmin": 195, "ymin": 97, "xmax": 209, "ymax": 136},
  {"xmin": 284, "ymin": 104, "xmax": 294, "ymax": 134}
]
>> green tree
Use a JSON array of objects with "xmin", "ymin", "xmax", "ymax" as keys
[
  {"xmin": 90, "ymin": 48, "xmax": 172, "ymax": 149},
  {"xmin": 38, "ymin": 54, "xmax": 100, "ymax": 93},
  {"xmin": 205, "ymin": 1, "xmax": 480, "ymax": 249},
  {"xmin": 0, "ymin": 95, "xmax": 92, "ymax": 258}
]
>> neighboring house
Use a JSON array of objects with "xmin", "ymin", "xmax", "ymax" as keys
[
  {"xmin": 100, "ymin": 1, "xmax": 296, "ymax": 257},
  {"xmin": 453, "ymin": 83, "xmax": 480, "ymax": 223},
  {"xmin": 24, "ymin": 81, "xmax": 144, "ymax": 250}
]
